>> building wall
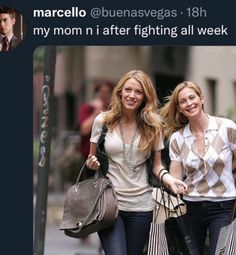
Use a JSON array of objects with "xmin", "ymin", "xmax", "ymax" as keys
[
  {"xmin": 83, "ymin": 46, "xmax": 152, "ymax": 100},
  {"xmin": 34, "ymin": 45, "xmax": 236, "ymax": 135},
  {"xmin": 186, "ymin": 46, "xmax": 236, "ymax": 119}
]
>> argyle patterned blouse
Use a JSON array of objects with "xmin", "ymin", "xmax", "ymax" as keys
[{"xmin": 169, "ymin": 115, "xmax": 236, "ymax": 201}]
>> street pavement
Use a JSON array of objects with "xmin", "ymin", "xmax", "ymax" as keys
[
  {"xmin": 39, "ymin": 192, "xmax": 210, "ymax": 255},
  {"xmin": 44, "ymin": 192, "xmax": 104, "ymax": 255}
]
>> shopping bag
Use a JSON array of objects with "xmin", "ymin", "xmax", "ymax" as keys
[
  {"xmin": 165, "ymin": 215, "xmax": 199, "ymax": 255},
  {"xmin": 147, "ymin": 221, "xmax": 169, "ymax": 255},
  {"xmin": 215, "ymin": 217, "xmax": 236, "ymax": 255},
  {"xmin": 152, "ymin": 187, "xmax": 186, "ymax": 224},
  {"xmin": 148, "ymin": 181, "xmax": 199, "ymax": 255}
]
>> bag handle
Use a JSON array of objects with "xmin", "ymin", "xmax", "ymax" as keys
[
  {"xmin": 153, "ymin": 187, "xmax": 166, "ymax": 222},
  {"xmin": 74, "ymin": 162, "xmax": 100, "ymax": 186},
  {"xmin": 154, "ymin": 172, "xmax": 184, "ymax": 220},
  {"xmin": 153, "ymin": 172, "xmax": 171, "ymax": 221},
  {"xmin": 75, "ymin": 162, "xmax": 86, "ymax": 185},
  {"xmin": 160, "ymin": 171, "xmax": 185, "ymax": 215}
]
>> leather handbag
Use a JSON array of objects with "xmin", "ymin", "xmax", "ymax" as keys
[
  {"xmin": 59, "ymin": 162, "xmax": 118, "ymax": 238},
  {"xmin": 60, "ymin": 124, "xmax": 118, "ymax": 238}
]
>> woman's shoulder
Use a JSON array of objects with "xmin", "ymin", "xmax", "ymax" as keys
[
  {"xmin": 94, "ymin": 112, "xmax": 110, "ymax": 128},
  {"xmin": 211, "ymin": 115, "xmax": 236, "ymax": 128},
  {"xmin": 172, "ymin": 127, "xmax": 185, "ymax": 137},
  {"xmin": 94, "ymin": 112, "xmax": 106, "ymax": 123},
  {"xmin": 169, "ymin": 128, "xmax": 185, "ymax": 144},
  {"xmin": 91, "ymin": 113, "xmax": 108, "ymax": 138}
]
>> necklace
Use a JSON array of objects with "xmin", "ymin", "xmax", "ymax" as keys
[{"xmin": 119, "ymin": 120, "xmax": 137, "ymax": 172}]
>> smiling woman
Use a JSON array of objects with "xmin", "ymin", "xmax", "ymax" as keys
[
  {"xmin": 120, "ymin": 78, "xmax": 144, "ymax": 112},
  {"xmin": 160, "ymin": 81, "xmax": 236, "ymax": 255},
  {"xmin": 85, "ymin": 70, "xmax": 187, "ymax": 255}
]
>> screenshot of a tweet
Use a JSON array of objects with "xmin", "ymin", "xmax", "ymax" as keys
[{"xmin": 1, "ymin": 1, "xmax": 236, "ymax": 254}]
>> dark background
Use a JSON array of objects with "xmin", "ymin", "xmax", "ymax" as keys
[{"xmin": 0, "ymin": 0, "xmax": 236, "ymax": 254}]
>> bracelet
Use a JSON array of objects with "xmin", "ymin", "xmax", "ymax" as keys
[
  {"xmin": 160, "ymin": 171, "xmax": 170, "ymax": 184},
  {"xmin": 157, "ymin": 168, "xmax": 167, "ymax": 180}
]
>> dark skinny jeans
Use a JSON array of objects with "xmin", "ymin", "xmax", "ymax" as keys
[
  {"xmin": 98, "ymin": 210, "xmax": 153, "ymax": 255},
  {"xmin": 183, "ymin": 199, "xmax": 235, "ymax": 255}
]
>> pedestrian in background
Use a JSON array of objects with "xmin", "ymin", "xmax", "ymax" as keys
[
  {"xmin": 77, "ymin": 80, "xmax": 114, "ymax": 179},
  {"xmin": 86, "ymin": 70, "xmax": 187, "ymax": 255},
  {"xmin": 160, "ymin": 81, "xmax": 236, "ymax": 255}
]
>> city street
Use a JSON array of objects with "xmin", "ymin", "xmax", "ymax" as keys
[
  {"xmin": 45, "ymin": 222, "xmax": 102, "ymax": 255},
  {"xmin": 37, "ymin": 192, "xmax": 209, "ymax": 255},
  {"xmin": 42, "ymin": 192, "xmax": 104, "ymax": 255}
]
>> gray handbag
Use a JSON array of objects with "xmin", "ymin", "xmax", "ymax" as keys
[
  {"xmin": 59, "ymin": 162, "xmax": 118, "ymax": 238},
  {"xmin": 60, "ymin": 125, "xmax": 118, "ymax": 238}
]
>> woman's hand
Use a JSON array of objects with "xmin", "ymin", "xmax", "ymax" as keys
[
  {"xmin": 86, "ymin": 154, "xmax": 100, "ymax": 170},
  {"xmin": 162, "ymin": 173, "xmax": 188, "ymax": 195}
]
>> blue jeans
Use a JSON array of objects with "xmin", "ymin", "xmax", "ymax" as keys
[
  {"xmin": 183, "ymin": 199, "xmax": 235, "ymax": 255},
  {"xmin": 98, "ymin": 210, "xmax": 153, "ymax": 255}
]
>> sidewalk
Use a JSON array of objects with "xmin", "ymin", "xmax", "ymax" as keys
[{"xmin": 44, "ymin": 192, "xmax": 103, "ymax": 255}]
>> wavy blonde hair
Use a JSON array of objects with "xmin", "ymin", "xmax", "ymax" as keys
[
  {"xmin": 160, "ymin": 81, "xmax": 204, "ymax": 139},
  {"xmin": 102, "ymin": 70, "xmax": 163, "ymax": 151}
]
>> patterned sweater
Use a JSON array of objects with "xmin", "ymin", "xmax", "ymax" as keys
[{"xmin": 169, "ymin": 116, "xmax": 236, "ymax": 201}]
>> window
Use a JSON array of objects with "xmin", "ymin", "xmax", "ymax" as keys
[{"xmin": 207, "ymin": 79, "xmax": 217, "ymax": 115}]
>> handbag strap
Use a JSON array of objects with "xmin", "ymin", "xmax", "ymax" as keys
[
  {"xmin": 75, "ymin": 162, "xmax": 87, "ymax": 184},
  {"xmin": 96, "ymin": 124, "xmax": 109, "ymax": 176},
  {"xmin": 74, "ymin": 162, "xmax": 100, "ymax": 185},
  {"xmin": 70, "ymin": 178, "xmax": 113, "ymax": 234}
]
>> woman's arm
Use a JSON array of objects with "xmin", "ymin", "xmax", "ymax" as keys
[
  {"xmin": 85, "ymin": 142, "xmax": 100, "ymax": 170},
  {"xmin": 152, "ymin": 151, "xmax": 187, "ymax": 194},
  {"xmin": 152, "ymin": 151, "xmax": 166, "ymax": 179},
  {"xmin": 169, "ymin": 160, "xmax": 184, "ymax": 180}
]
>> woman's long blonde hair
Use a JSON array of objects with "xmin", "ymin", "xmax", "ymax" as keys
[
  {"xmin": 160, "ymin": 81, "xmax": 204, "ymax": 139},
  {"xmin": 102, "ymin": 70, "xmax": 163, "ymax": 151}
]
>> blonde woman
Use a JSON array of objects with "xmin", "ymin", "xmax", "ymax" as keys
[
  {"xmin": 86, "ymin": 70, "xmax": 187, "ymax": 255},
  {"xmin": 160, "ymin": 81, "xmax": 236, "ymax": 255}
]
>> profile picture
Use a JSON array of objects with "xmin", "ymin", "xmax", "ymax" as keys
[{"xmin": 0, "ymin": 6, "xmax": 26, "ymax": 52}]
